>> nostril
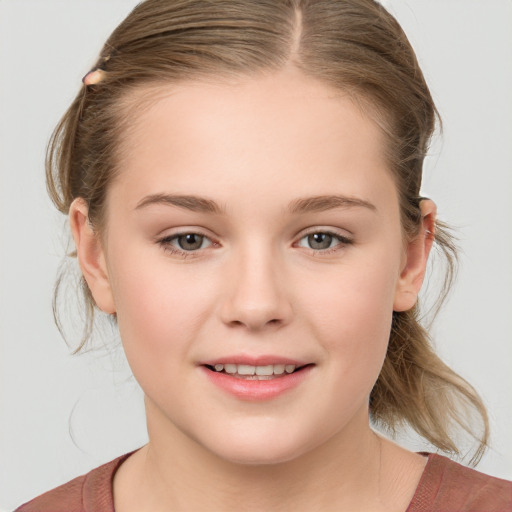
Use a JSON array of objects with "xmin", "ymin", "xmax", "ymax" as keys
[{"xmin": 227, "ymin": 318, "xmax": 281, "ymax": 328}]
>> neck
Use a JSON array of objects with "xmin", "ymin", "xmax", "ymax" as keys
[{"xmin": 120, "ymin": 402, "xmax": 402, "ymax": 512}]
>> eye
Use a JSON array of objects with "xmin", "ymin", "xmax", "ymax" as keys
[
  {"xmin": 297, "ymin": 231, "xmax": 352, "ymax": 253},
  {"xmin": 158, "ymin": 232, "xmax": 213, "ymax": 256},
  {"xmin": 174, "ymin": 233, "xmax": 209, "ymax": 251}
]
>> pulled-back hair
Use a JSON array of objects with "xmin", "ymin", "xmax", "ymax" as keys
[{"xmin": 47, "ymin": 0, "xmax": 488, "ymax": 463}]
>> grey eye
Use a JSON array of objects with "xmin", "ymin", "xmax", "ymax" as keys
[
  {"xmin": 305, "ymin": 232, "xmax": 334, "ymax": 250},
  {"xmin": 177, "ymin": 233, "xmax": 205, "ymax": 250},
  {"xmin": 297, "ymin": 231, "xmax": 352, "ymax": 252}
]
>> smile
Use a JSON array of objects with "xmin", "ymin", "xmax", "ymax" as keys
[
  {"xmin": 201, "ymin": 360, "xmax": 314, "ymax": 401},
  {"xmin": 205, "ymin": 363, "xmax": 302, "ymax": 380}
]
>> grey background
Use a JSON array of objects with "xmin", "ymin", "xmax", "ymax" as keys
[{"xmin": 1, "ymin": 0, "xmax": 511, "ymax": 509}]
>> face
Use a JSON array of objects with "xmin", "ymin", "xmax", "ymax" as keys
[{"xmin": 74, "ymin": 66, "xmax": 428, "ymax": 465}]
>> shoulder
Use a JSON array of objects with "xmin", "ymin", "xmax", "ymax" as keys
[
  {"xmin": 408, "ymin": 453, "xmax": 512, "ymax": 512},
  {"xmin": 14, "ymin": 452, "xmax": 134, "ymax": 512}
]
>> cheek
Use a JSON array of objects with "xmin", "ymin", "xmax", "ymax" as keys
[
  {"xmin": 301, "ymin": 256, "xmax": 398, "ymax": 381},
  {"xmin": 107, "ymin": 248, "xmax": 217, "ymax": 372}
]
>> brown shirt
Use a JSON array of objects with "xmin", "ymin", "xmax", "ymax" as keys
[{"xmin": 15, "ymin": 452, "xmax": 512, "ymax": 511}]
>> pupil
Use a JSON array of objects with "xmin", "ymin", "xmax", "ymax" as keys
[
  {"xmin": 308, "ymin": 233, "xmax": 332, "ymax": 250},
  {"xmin": 179, "ymin": 234, "xmax": 203, "ymax": 250}
]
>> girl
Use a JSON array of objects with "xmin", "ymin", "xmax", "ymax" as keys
[{"xmin": 10, "ymin": 0, "xmax": 511, "ymax": 510}]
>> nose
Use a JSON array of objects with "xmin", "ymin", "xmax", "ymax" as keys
[{"xmin": 219, "ymin": 246, "xmax": 293, "ymax": 331}]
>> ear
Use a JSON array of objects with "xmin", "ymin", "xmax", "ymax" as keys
[
  {"xmin": 69, "ymin": 198, "xmax": 116, "ymax": 314},
  {"xmin": 393, "ymin": 199, "xmax": 437, "ymax": 312}
]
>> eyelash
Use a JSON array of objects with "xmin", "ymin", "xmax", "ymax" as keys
[
  {"xmin": 157, "ymin": 230, "xmax": 353, "ymax": 258},
  {"xmin": 157, "ymin": 232, "xmax": 215, "ymax": 259},
  {"xmin": 296, "ymin": 230, "xmax": 353, "ymax": 255}
]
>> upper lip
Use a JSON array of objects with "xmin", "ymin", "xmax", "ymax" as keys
[{"xmin": 199, "ymin": 355, "xmax": 311, "ymax": 367}]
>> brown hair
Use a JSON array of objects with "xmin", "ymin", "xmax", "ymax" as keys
[{"xmin": 47, "ymin": 0, "xmax": 488, "ymax": 463}]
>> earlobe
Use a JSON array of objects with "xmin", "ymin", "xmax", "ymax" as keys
[
  {"xmin": 69, "ymin": 198, "xmax": 116, "ymax": 314},
  {"xmin": 393, "ymin": 199, "xmax": 437, "ymax": 312}
]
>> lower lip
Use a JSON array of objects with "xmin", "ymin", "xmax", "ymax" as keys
[{"xmin": 201, "ymin": 366, "xmax": 314, "ymax": 401}]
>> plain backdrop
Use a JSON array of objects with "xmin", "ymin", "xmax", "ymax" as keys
[{"xmin": 1, "ymin": 0, "xmax": 511, "ymax": 509}]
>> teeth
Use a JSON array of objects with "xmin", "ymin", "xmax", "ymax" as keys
[
  {"xmin": 273, "ymin": 364, "xmax": 285, "ymax": 375},
  {"xmin": 255, "ymin": 365, "xmax": 273, "ymax": 376},
  {"xmin": 224, "ymin": 364, "xmax": 237, "ymax": 374},
  {"xmin": 211, "ymin": 363, "xmax": 298, "ymax": 375},
  {"xmin": 238, "ymin": 365, "xmax": 255, "ymax": 375}
]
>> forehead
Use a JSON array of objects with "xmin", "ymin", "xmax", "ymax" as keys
[{"xmin": 112, "ymin": 67, "xmax": 397, "ymax": 213}]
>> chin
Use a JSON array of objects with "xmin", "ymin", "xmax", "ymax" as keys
[
  {"xmin": 197, "ymin": 423, "xmax": 322, "ymax": 467},
  {"xmin": 212, "ymin": 443, "xmax": 308, "ymax": 466}
]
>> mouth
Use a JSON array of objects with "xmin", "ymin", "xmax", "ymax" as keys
[
  {"xmin": 203, "ymin": 363, "xmax": 312, "ymax": 380},
  {"xmin": 200, "ymin": 356, "xmax": 315, "ymax": 400}
]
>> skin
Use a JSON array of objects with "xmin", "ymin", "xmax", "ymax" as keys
[{"xmin": 70, "ymin": 65, "xmax": 436, "ymax": 511}]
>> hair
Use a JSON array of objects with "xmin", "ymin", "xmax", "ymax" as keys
[{"xmin": 47, "ymin": 0, "xmax": 488, "ymax": 463}]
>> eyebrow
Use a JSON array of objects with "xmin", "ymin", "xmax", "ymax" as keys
[
  {"xmin": 287, "ymin": 195, "xmax": 377, "ymax": 214},
  {"xmin": 135, "ymin": 194, "xmax": 223, "ymax": 214},
  {"xmin": 135, "ymin": 193, "xmax": 376, "ymax": 215}
]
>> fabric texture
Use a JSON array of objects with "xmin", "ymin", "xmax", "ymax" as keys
[
  {"xmin": 406, "ymin": 454, "xmax": 512, "ymax": 512},
  {"xmin": 14, "ymin": 452, "xmax": 132, "ymax": 512},
  {"xmin": 15, "ymin": 452, "xmax": 512, "ymax": 511}
]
